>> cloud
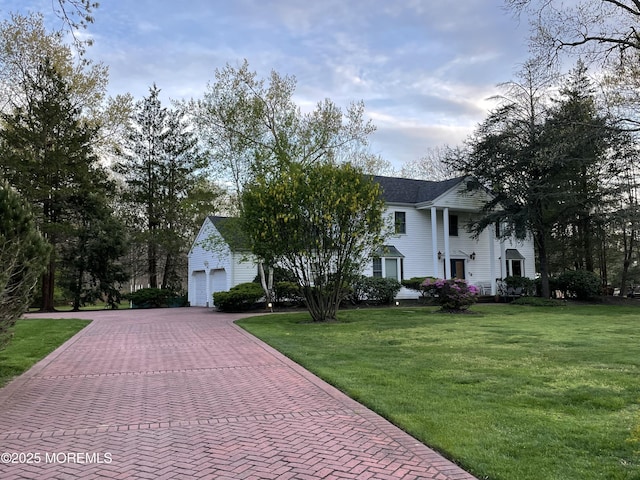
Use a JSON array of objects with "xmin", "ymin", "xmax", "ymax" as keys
[{"xmin": 3, "ymin": 0, "xmax": 531, "ymax": 168}]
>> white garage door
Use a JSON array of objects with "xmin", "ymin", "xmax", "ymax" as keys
[
  {"xmin": 192, "ymin": 271, "xmax": 207, "ymax": 306},
  {"xmin": 211, "ymin": 269, "xmax": 227, "ymax": 305}
]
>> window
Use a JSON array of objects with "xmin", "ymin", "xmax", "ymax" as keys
[
  {"xmin": 509, "ymin": 260, "xmax": 523, "ymax": 277},
  {"xmin": 385, "ymin": 258, "xmax": 398, "ymax": 280},
  {"xmin": 449, "ymin": 214, "xmax": 458, "ymax": 236},
  {"xmin": 394, "ymin": 211, "xmax": 406, "ymax": 234},
  {"xmin": 372, "ymin": 246, "xmax": 404, "ymax": 281},
  {"xmin": 505, "ymin": 249, "xmax": 525, "ymax": 277},
  {"xmin": 373, "ymin": 258, "xmax": 382, "ymax": 277}
]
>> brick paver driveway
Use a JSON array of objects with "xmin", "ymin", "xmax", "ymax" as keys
[{"xmin": 0, "ymin": 308, "xmax": 477, "ymax": 479}]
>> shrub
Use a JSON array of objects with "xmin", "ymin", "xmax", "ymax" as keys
[
  {"xmin": 510, "ymin": 297, "xmax": 565, "ymax": 307},
  {"xmin": 127, "ymin": 288, "xmax": 185, "ymax": 308},
  {"xmin": 350, "ymin": 276, "xmax": 402, "ymax": 305},
  {"xmin": 556, "ymin": 270, "xmax": 601, "ymax": 300},
  {"xmin": 213, "ymin": 282, "xmax": 264, "ymax": 312},
  {"xmin": 503, "ymin": 276, "xmax": 536, "ymax": 295},
  {"xmin": 401, "ymin": 277, "xmax": 428, "ymax": 292},
  {"xmin": 421, "ymin": 277, "xmax": 479, "ymax": 312},
  {"xmin": 273, "ymin": 281, "xmax": 303, "ymax": 305}
]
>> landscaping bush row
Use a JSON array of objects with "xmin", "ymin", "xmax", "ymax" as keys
[
  {"xmin": 126, "ymin": 288, "xmax": 188, "ymax": 308},
  {"xmin": 213, "ymin": 276, "xmax": 403, "ymax": 312}
]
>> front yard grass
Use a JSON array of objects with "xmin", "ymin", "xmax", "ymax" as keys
[
  {"xmin": 0, "ymin": 318, "xmax": 90, "ymax": 387},
  {"xmin": 237, "ymin": 304, "xmax": 640, "ymax": 480}
]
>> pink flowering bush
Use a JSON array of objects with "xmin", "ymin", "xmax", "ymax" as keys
[{"xmin": 421, "ymin": 277, "xmax": 479, "ymax": 312}]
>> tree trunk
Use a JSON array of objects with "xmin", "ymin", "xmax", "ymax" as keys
[
  {"xmin": 148, "ymin": 239, "xmax": 157, "ymax": 289},
  {"xmin": 40, "ymin": 258, "xmax": 56, "ymax": 312},
  {"xmin": 258, "ymin": 263, "xmax": 274, "ymax": 305},
  {"xmin": 535, "ymin": 230, "xmax": 551, "ymax": 298},
  {"xmin": 620, "ymin": 226, "xmax": 635, "ymax": 297}
]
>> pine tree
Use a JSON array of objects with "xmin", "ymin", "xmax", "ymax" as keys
[
  {"xmin": 0, "ymin": 59, "xmax": 116, "ymax": 310},
  {"xmin": 116, "ymin": 84, "xmax": 211, "ymax": 290}
]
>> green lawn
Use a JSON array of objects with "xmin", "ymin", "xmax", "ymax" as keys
[
  {"xmin": 237, "ymin": 304, "xmax": 640, "ymax": 480},
  {"xmin": 0, "ymin": 318, "xmax": 91, "ymax": 387}
]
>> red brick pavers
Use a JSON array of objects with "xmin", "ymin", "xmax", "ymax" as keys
[{"xmin": 0, "ymin": 308, "xmax": 477, "ymax": 479}]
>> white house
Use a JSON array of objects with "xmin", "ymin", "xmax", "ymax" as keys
[
  {"xmin": 366, "ymin": 176, "xmax": 535, "ymax": 299},
  {"xmin": 187, "ymin": 175, "xmax": 536, "ymax": 306}
]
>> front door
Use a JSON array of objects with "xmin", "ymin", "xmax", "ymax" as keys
[{"xmin": 450, "ymin": 259, "xmax": 465, "ymax": 279}]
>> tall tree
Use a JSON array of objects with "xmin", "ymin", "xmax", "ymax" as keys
[
  {"xmin": 195, "ymin": 59, "xmax": 377, "ymax": 201},
  {"xmin": 117, "ymin": 84, "xmax": 211, "ymax": 290},
  {"xmin": 451, "ymin": 60, "xmax": 560, "ymax": 297},
  {"xmin": 0, "ymin": 181, "xmax": 50, "ymax": 348},
  {"xmin": 195, "ymin": 60, "xmax": 382, "ymax": 301},
  {"xmin": 0, "ymin": 59, "xmax": 113, "ymax": 310},
  {"xmin": 541, "ymin": 61, "xmax": 618, "ymax": 274}
]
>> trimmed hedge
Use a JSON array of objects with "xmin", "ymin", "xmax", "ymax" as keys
[
  {"xmin": 127, "ymin": 288, "xmax": 188, "ymax": 308},
  {"xmin": 213, "ymin": 282, "xmax": 265, "ymax": 312},
  {"xmin": 350, "ymin": 276, "xmax": 402, "ymax": 305}
]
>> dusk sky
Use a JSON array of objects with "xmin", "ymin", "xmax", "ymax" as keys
[{"xmin": 1, "ymin": 0, "xmax": 533, "ymax": 169}]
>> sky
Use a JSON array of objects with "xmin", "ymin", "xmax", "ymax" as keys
[{"xmin": 1, "ymin": 0, "xmax": 533, "ymax": 169}]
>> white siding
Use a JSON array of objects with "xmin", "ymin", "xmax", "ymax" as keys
[
  {"xmin": 364, "ymin": 204, "xmax": 537, "ymax": 299},
  {"xmin": 231, "ymin": 253, "xmax": 259, "ymax": 286}
]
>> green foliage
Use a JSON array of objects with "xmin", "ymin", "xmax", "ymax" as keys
[
  {"xmin": 0, "ymin": 58, "xmax": 110, "ymax": 311},
  {"xmin": 273, "ymin": 281, "xmax": 303, "ymax": 305},
  {"xmin": 59, "ymin": 191, "xmax": 129, "ymax": 310},
  {"xmin": 510, "ymin": 296, "xmax": 565, "ymax": 307},
  {"xmin": 195, "ymin": 59, "xmax": 376, "ymax": 199},
  {"xmin": 401, "ymin": 277, "xmax": 428, "ymax": 292},
  {"xmin": 126, "ymin": 288, "xmax": 186, "ymax": 309},
  {"xmin": 242, "ymin": 162, "xmax": 385, "ymax": 322},
  {"xmin": 422, "ymin": 277, "xmax": 479, "ymax": 311},
  {"xmin": 115, "ymin": 84, "xmax": 212, "ymax": 290},
  {"xmin": 0, "ymin": 182, "xmax": 51, "ymax": 349},
  {"xmin": 213, "ymin": 282, "xmax": 264, "ymax": 312},
  {"xmin": 556, "ymin": 269, "xmax": 602, "ymax": 300},
  {"xmin": 503, "ymin": 276, "xmax": 536, "ymax": 295},
  {"xmin": 350, "ymin": 276, "xmax": 402, "ymax": 305}
]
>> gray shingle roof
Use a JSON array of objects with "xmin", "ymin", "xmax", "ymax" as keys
[{"xmin": 372, "ymin": 175, "xmax": 466, "ymax": 204}]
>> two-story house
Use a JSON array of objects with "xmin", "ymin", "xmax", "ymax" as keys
[{"xmin": 187, "ymin": 175, "xmax": 536, "ymax": 306}]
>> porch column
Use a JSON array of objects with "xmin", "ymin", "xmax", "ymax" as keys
[
  {"xmin": 204, "ymin": 261, "xmax": 210, "ymax": 307},
  {"xmin": 489, "ymin": 229, "xmax": 496, "ymax": 295},
  {"xmin": 500, "ymin": 240, "xmax": 507, "ymax": 279},
  {"xmin": 443, "ymin": 207, "xmax": 451, "ymax": 279},
  {"xmin": 431, "ymin": 207, "xmax": 438, "ymax": 277}
]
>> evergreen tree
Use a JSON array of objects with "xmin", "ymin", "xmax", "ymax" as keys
[
  {"xmin": 0, "ymin": 60, "xmax": 118, "ymax": 311},
  {"xmin": 541, "ymin": 61, "xmax": 619, "ymax": 275},
  {"xmin": 116, "ymin": 84, "xmax": 211, "ymax": 290},
  {"xmin": 59, "ymin": 188, "xmax": 129, "ymax": 310},
  {"xmin": 0, "ymin": 181, "xmax": 50, "ymax": 348}
]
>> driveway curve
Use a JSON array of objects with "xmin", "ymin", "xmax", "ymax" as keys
[{"xmin": 0, "ymin": 307, "xmax": 477, "ymax": 479}]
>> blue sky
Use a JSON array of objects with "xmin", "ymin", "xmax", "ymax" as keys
[{"xmin": 1, "ymin": 0, "xmax": 531, "ymax": 168}]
